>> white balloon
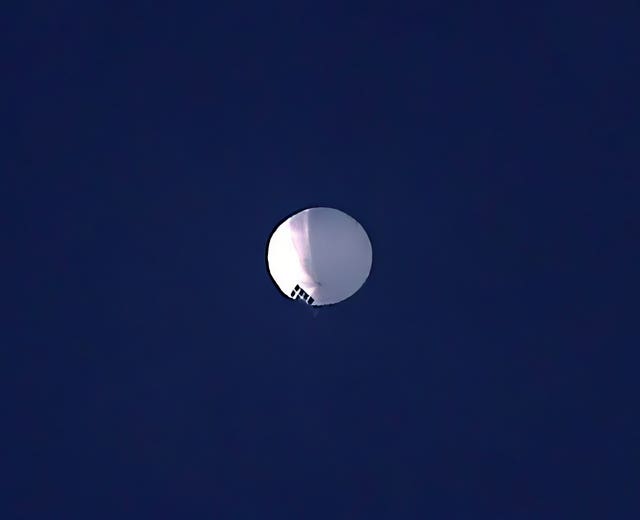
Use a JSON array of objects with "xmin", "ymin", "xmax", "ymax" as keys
[{"xmin": 267, "ymin": 207, "xmax": 373, "ymax": 306}]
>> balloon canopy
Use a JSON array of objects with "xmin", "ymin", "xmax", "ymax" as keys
[{"xmin": 267, "ymin": 207, "xmax": 373, "ymax": 306}]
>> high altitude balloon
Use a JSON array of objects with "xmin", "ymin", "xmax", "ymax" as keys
[{"xmin": 267, "ymin": 207, "xmax": 373, "ymax": 306}]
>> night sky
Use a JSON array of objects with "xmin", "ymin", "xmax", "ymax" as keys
[{"xmin": 4, "ymin": 1, "xmax": 638, "ymax": 517}]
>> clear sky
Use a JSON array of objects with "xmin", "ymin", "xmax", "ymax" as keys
[{"xmin": 4, "ymin": 1, "xmax": 638, "ymax": 517}]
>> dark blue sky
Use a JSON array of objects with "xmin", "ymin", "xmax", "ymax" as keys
[{"xmin": 4, "ymin": 1, "xmax": 638, "ymax": 517}]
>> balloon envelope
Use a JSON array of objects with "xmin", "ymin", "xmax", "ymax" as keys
[{"xmin": 267, "ymin": 207, "xmax": 373, "ymax": 306}]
